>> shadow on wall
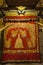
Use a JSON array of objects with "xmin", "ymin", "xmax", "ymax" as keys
[{"xmin": 39, "ymin": 31, "xmax": 43, "ymax": 62}]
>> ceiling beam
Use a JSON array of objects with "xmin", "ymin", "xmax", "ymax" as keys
[
  {"xmin": 0, "ymin": 7, "xmax": 43, "ymax": 11},
  {"xmin": 1, "ymin": 10, "xmax": 5, "ymax": 16}
]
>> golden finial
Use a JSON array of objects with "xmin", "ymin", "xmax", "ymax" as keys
[{"xmin": 16, "ymin": 6, "xmax": 26, "ymax": 11}]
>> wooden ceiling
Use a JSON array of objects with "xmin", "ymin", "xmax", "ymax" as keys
[{"xmin": 5, "ymin": 0, "xmax": 40, "ymax": 8}]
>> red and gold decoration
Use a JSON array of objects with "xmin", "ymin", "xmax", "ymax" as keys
[
  {"xmin": 1, "ymin": 6, "xmax": 40, "ymax": 63},
  {"xmin": 2, "ymin": 16, "xmax": 40, "ymax": 62}
]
